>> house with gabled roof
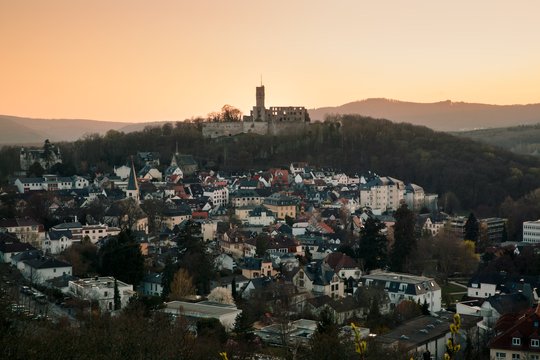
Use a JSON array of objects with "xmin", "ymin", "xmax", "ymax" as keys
[
  {"xmin": 306, "ymin": 295, "xmax": 364, "ymax": 324},
  {"xmin": 0, "ymin": 217, "xmax": 45, "ymax": 248},
  {"xmin": 220, "ymin": 228, "xmax": 250, "ymax": 258},
  {"xmin": 14, "ymin": 177, "xmax": 46, "ymax": 193},
  {"xmin": 0, "ymin": 236, "xmax": 36, "ymax": 263},
  {"xmin": 323, "ymin": 252, "xmax": 362, "ymax": 281},
  {"xmin": 263, "ymin": 193, "xmax": 297, "ymax": 220},
  {"xmin": 139, "ymin": 272, "xmax": 164, "ymax": 297},
  {"xmin": 291, "ymin": 260, "xmax": 344, "ymax": 299},
  {"xmin": 138, "ymin": 164, "xmax": 162, "ymax": 182},
  {"xmin": 162, "ymin": 205, "xmax": 192, "ymax": 229},
  {"xmin": 246, "ymin": 206, "xmax": 275, "ymax": 226},
  {"xmin": 231, "ymin": 189, "xmax": 264, "ymax": 208},
  {"xmin": 22, "ymin": 256, "xmax": 72, "ymax": 285},
  {"xmin": 11, "ymin": 249, "xmax": 42, "ymax": 270},
  {"xmin": 489, "ymin": 305, "xmax": 540, "ymax": 360},
  {"xmin": 241, "ymin": 257, "xmax": 276, "ymax": 279},
  {"xmin": 43, "ymin": 229, "xmax": 74, "ymax": 255}
]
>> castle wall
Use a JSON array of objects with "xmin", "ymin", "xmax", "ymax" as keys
[
  {"xmin": 243, "ymin": 121, "xmax": 269, "ymax": 135},
  {"xmin": 269, "ymin": 122, "xmax": 308, "ymax": 136},
  {"xmin": 202, "ymin": 122, "xmax": 244, "ymax": 138}
]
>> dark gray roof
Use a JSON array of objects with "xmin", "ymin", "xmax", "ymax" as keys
[
  {"xmin": 0, "ymin": 240, "xmax": 36, "ymax": 253},
  {"xmin": 142, "ymin": 272, "xmax": 163, "ymax": 285},
  {"xmin": 23, "ymin": 257, "xmax": 71, "ymax": 269},
  {"xmin": 10, "ymin": 249, "xmax": 42, "ymax": 262},
  {"xmin": 48, "ymin": 230, "xmax": 73, "ymax": 240},
  {"xmin": 52, "ymin": 222, "xmax": 82, "ymax": 231},
  {"xmin": 487, "ymin": 293, "xmax": 531, "ymax": 315}
]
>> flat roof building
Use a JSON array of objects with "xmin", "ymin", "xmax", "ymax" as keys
[{"xmin": 162, "ymin": 300, "xmax": 241, "ymax": 332}]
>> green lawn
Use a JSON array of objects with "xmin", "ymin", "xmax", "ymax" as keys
[{"xmin": 440, "ymin": 282, "xmax": 467, "ymax": 308}]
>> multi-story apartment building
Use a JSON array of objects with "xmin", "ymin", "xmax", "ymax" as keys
[
  {"xmin": 523, "ymin": 220, "xmax": 540, "ymax": 243},
  {"xmin": 361, "ymin": 271, "xmax": 442, "ymax": 312}
]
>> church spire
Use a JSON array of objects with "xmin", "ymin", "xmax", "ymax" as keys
[
  {"xmin": 171, "ymin": 142, "xmax": 179, "ymax": 167},
  {"xmin": 126, "ymin": 156, "xmax": 139, "ymax": 202}
]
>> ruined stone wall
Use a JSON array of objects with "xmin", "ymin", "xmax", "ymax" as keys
[
  {"xmin": 201, "ymin": 122, "xmax": 244, "ymax": 138},
  {"xmin": 202, "ymin": 121, "xmax": 309, "ymax": 138}
]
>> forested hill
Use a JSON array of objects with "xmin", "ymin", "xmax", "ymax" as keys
[
  {"xmin": 454, "ymin": 124, "xmax": 540, "ymax": 157},
  {"xmin": 309, "ymin": 98, "xmax": 540, "ymax": 131},
  {"xmin": 4, "ymin": 115, "xmax": 540, "ymax": 214}
]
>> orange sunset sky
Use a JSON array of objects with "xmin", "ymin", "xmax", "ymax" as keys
[{"xmin": 1, "ymin": 1, "xmax": 539, "ymax": 123}]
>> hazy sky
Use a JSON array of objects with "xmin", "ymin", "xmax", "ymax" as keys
[{"xmin": 1, "ymin": 1, "xmax": 539, "ymax": 122}]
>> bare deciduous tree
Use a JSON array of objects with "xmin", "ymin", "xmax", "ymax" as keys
[{"xmin": 169, "ymin": 269, "xmax": 195, "ymax": 300}]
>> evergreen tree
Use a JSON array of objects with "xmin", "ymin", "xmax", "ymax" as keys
[
  {"xmin": 233, "ymin": 310, "xmax": 254, "ymax": 341},
  {"xmin": 464, "ymin": 212, "xmax": 479, "ymax": 242},
  {"xmin": 231, "ymin": 276, "xmax": 237, "ymax": 300},
  {"xmin": 176, "ymin": 221, "xmax": 215, "ymax": 294},
  {"xmin": 98, "ymin": 229, "xmax": 145, "ymax": 286},
  {"xmin": 358, "ymin": 217, "xmax": 388, "ymax": 271},
  {"xmin": 161, "ymin": 256, "xmax": 178, "ymax": 300},
  {"xmin": 113, "ymin": 279, "xmax": 121, "ymax": 310},
  {"xmin": 27, "ymin": 162, "xmax": 45, "ymax": 177},
  {"xmin": 390, "ymin": 204, "xmax": 416, "ymax": 272}
]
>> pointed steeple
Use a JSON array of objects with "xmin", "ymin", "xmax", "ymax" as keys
[
  {"xmin": 171, "ymin": 142, "xmax": 179, "ymax": 167},
  {"xmin": 126, "ymin": 156, "xmax": 139, "ymax": 202}
]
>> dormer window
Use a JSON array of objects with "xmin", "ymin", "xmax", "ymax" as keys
[
  {"xmin": 512, "ymin": 337, "xmax": 521, "ymax": 346},
  {"xmin": 531, "ymin": 339, "xmax": 540, "ymax": 348}
]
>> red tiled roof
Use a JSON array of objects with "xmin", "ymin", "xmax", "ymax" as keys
[
  {"xmin": 490, "ymin": 306, "xmax": 540, "ymax": 353},
  {"xmin": 324, "ymin": 252, "xmax": 359, "ymax": 272},
  {"xmin": 192, "ymin": 211, "xmax": 208, "ymax": 219}
]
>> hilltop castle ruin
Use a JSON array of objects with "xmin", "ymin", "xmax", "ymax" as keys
[{"xmin": 202, "ymin": 85, "xmax": 310, "ymax": 138}]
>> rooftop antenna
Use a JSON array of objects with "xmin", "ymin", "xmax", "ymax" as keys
[
  {"xmin": 175, "ymin": 141, "xmax": 178, "ymax": 155},
  {"xmin": 260, "ymin": 74, "xmax": 263, "ymax": 86}
]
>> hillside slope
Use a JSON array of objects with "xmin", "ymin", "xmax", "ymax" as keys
[
  {"xmin": 455, "ymin": 124, "xmax": 540, "ymax": 156},
  {"xmin": 0, "ymin": 117, "xmax": 45, "ymax": 144},
  {"xmin": 309, "ymin": 98, "xmax": 540, "ymax": 131},
  {"xmin": 0, "ymin": 115, "xmax": 134, "ymax": 143}
]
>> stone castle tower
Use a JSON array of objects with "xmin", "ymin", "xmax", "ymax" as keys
[{"xmin": 253, "ymin": 85, "xmax": 266, "ymax": 121}]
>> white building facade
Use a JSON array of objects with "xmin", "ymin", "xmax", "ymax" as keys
[
  {"xmin": 69, "ymin": 276, "xmax": 135, "ymax": 312},
  {"xmin": 523, "ymin": 220, "xmax": 540, "ymax": 243}
]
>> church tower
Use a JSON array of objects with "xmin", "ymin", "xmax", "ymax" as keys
[
  {"xmin": 125, "ymin": 158, "xmax": 140, "ymax": 203},
  {"xmin": 170, "ymin": 141, "xmax": 179, "ymax": 167}
]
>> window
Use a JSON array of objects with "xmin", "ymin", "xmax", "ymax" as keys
[
  {"xmin": 530, "ymin": 355, "xmax": 539, "ymax": 360},
  {"xmin": 532, "ymin": 339, "xmax": 540, "ymax": 348},
  {"xmin": 512, "ymin": 337, "xmax": 521, "ymax": 346},
  {"xmin": 512, "ymin": 354, "xmax": 520, "ymax": 360}
]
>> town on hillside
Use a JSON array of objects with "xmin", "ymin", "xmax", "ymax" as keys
[{"xmin": 2, "ymin": 140, "xmax": 540, "ymax": 360}]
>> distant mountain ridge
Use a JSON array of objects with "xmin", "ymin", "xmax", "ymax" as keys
[
  {"xmin": 308, "ymin": 98, "xmax": 540, "ymax": 131},
  {"xmin": 0, "ymin": 115, "xmax": 137, "ymax": 144}
]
